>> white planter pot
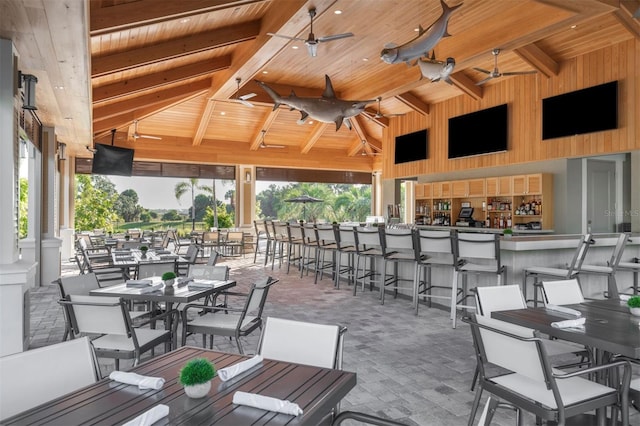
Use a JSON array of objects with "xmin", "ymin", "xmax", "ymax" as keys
[
  {"xmin": 629, "ymin": 307, "xmax": 640, "ymax": 317},
  {"xmin": 184, "ymin": 381, "xmax": 211, "ymax": 398},
  {"xmin": 164, "ymin": 278, "xmax": 176, "ymax": 287}
]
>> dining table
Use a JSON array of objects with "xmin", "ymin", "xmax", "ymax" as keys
[
  {"xmin": 110, "ymin": 248, "xmax": 188, "ymax": 278},
  {"xmin": 1, "ymin": 346, "xmax": 357, "ymax": 425}
]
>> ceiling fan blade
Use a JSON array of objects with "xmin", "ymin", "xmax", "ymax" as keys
[
  {"xmin": 239, "ymin": 93, "xmax": 256, "ymax": 101},
  {"xmin": 475, "ymin": 76, "xmax": 494, "ymax": 85},
  {"xmin": 502, "ymin": 70, "xmax": 538, "ymax": 76},
  {"xmin": 139, "ymin": 134, "xmax": 162, "ymax": 140},
  {"xmin": 267, "ymin": 33, "xmax": 306, "ymax": 42},
  {"xmin": 318, "ymin": 32, "xmax": 354, "ymax": 42},
  {"xmin": 473, "ymin": 67, "xmax": 491, "ymax": 75},
  {"xmin": 237, "ymin": 99, "xmax": 254, "ymax": 108}
]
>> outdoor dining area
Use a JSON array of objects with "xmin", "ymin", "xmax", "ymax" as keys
[{"xmin": 1, "ymin": 220, "xmax": 639, "ymax": 425}]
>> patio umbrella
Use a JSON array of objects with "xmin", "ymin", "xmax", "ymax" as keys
[{"xmin": 284, "ymin": 194, "xmax": 323, "ymax": 221}]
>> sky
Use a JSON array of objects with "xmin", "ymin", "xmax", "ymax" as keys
[{"xmin": 109, "ymin": 176, "xmax": 274, "ymax": 211}]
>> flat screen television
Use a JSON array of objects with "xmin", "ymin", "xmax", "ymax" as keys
[
  {"xmin": 448, "ymin": 104, "xmax": 508, "ymax": 159},
  {"xmin": 394, "ymin": 129, "xmax": 428, "ymax": 164},
  {"xmin": 542, "ymin": 81, "xmax": 618, "ymax": 140},
  {"xmin": 91, "ymin": 144, "xmax": 134, "ymax": 176}
]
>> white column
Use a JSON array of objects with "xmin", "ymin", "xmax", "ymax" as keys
[
  {"xmin": 0, "ymin": 38, "xmax": 34, "ymax": 355},
  {"xmin": 59, "ymin": 156, "xmax": 75, "ymax": 259},
  {"xmin": 40, "ymin": 127, "xmax": 62, "ymax": 287}
]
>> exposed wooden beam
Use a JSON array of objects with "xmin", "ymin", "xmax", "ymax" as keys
[
  {"xmin": 514, "ymin": 44, "xmax": 559, "ymax": 78},
  {"xmin": 395, "ymin": 92, "xmax": 430, "ymax": 116},
  {"xmin": 300, "ymin": 123, "xmax": 329, "ymax": 154},
  {"xmin": 250, "ymin": 109, "xmax": 281, "ymax": 150},
  {"xmin": 93, "ymin": 56, "xmax": 231, "ymax": 104},
  {"xmin": 90, "ymin": 0, "xmax": 266, "ymax": 36},
  {"xmin": 448, "ymin": 72, "xmax": 483, "ymax": 100},
  {"xmin": 93, "ymin": 80, "xmax": 211, "ymax": 121},
  {"xmin": 615, "ymin": 1, "xmax": 640, "ymax": 39},
  {"xmin": 192, "ymin": 95, "xmax": 217, "ymax": 147},
  {"xmin": 360, "ymin": 110, "xmax": 389, "ymax": 128},
  {"xmin": 92, "ymin": 21, "xmax": 260, "ymax": 77}
]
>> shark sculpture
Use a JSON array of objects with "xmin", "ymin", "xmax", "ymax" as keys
[
  {"xmin": 256, "ymin": 75, "xmax": 378, "ymax": 131},
  {"xmin": 418, "ymin": 52, "xmax": 455, "ymax": 84},
  {"xmin": 380, "ymin": 0, "xmax": 462, "ymax": 65}
]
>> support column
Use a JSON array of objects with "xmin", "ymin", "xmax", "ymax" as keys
[
  {"xmin": 40, "ymin": 127, "xmax": 62, "ymax": 287},
  {"xmin": 372, "ymin": 171, "xmax": 382, "ymax": 216},
  {"xmin": 238, "ymin": 165, "xmax": 255, "ymax": 228},
  {"xmin": 59, "ymin": 156, "xmax": 75, "ymax": 260}
]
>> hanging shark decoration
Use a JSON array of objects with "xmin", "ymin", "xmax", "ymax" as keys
[
  {"xmin": 418, "ymin": 52, "xmax": 455, "ymax": 83},
  {"xmin": 380, "ymin": 0, "xmax": 463, "ymax": 65},
  {"xmin": 256, "ymin": 75, "xmax": 378, "ymax": 131}
]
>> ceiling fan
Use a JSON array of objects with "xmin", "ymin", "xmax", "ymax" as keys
[
  {"xmin": 360, "ymin": 139, "xmax": 382, "ymax": 157},
  {"xmin": 474, "ymin": 48, "xmax": 537, "ymax": 86},
  {"xmin": 132, "ymin": 120, "xmax": 162, "ymax": 140},
  {"xmin": 362, "ymin": 97, "xmax": 405, "ymax": 121},
  {"xmin": 259, "ymin": 130, "xmax": 285, "ymax": 149},
  {"xmin": 232, "ymin": 78, "xmax": 256, "ymax": 107},
  {"xmin": 267, "ymin": 8, "xmax": 354, "ymax": 57}
]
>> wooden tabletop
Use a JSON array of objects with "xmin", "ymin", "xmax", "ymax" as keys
[
  {"xmin": 2, "ymin": 347, "xmax": 357, "ymax": 425},
  {"xmin": 492, "ymin": 299, "xmax": 640, "ymax": 358}
]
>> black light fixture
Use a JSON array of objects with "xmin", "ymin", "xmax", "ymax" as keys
[
  {"xmin": 18, "ymin": 71, "xmax": 38, "ymax": 110},
  {"xmin": 56, "ymin": 142, "xmax": 67, "ymax": 160}
]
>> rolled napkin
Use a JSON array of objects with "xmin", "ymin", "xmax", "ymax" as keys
[
  {"xmin": 155, "ymin": 250, "xmax": 171, "ymax": 254},
  {"xmin": 177, "ymin": 276, "xmax": 194, "ymax": 287},
  {"xmin": 551, "ymin": 317, "xmax": 586, "ymax": 329},
  {"xmin": 109, "ymin": 371, "xmax": 165, "ymax": 390},
  {"xmin": 187, "ymin": 279, "xmax": 221, "ymax": 290},
  {"xmin": 126, "ymin": 279, "xmax": 153, "ymax": 288},
  {"xmin": 122, "ymin": 404, "xmax": 169, "ymax": 426},
  {"xmin": 545, "ymin": 304, "xmax": 582, "ymax": 317},
  {"xmin": 159, "ymin": 254, "xmax": 179, "ymax": 259},
  {"xmin": 139, "ymin": 283, "xmax": 164, "ymax": 294},
  {"xmin": 219, "ymin": 355, "xmax": 263, "ymax": 382},
  {"xmin": 620, "ymin": 294, "xmax": 632, "ymax": 302},
  {"xmin": 232, "ymin": 391, "xmax": 303, "ymax": 416}
]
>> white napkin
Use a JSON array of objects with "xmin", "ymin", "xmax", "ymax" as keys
[
  {"xmin": 232, "ymin": 391, "xmax": 303, "ymax": 416},
  {"xmin": 620, "ymin": 294, "xmax": 632, "ymax": 302},
  {"xmin": 126, "ymin": 279, "xmax": 153, "ymax": 288},
  {"xmin": 551, "ymin": 317, "xmax": 586, "ymax": 329},
  {"xmin": 109, "ymin": 371, "xmax": 165, "ymax": 390},
  {"xmin": 219, "ymin": 355, "xmax": 263, "ymax": 382},
  {"xmin": 545, "ymin": 304, "xmax": 582, "ymax": 317},
  {"xmin": 187, "ymin": 279, "xmax": 221, "ymax": 290},
  {"xmin": 139, "ymin": 283, "xmax": 164, "ymax": 294},
  {"xmin": 122, "ymin": 404, "xmax": 169, "ymax": 426}
]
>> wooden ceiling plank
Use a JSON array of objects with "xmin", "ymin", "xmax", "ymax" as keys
[
  {"xmin": 90, "ymin": 0, "xmax": 266, "ymax": 36},
  {"xmin": 93, "ymin": 56, "xmax": 232, "ymax": 104},
  {"xmin": 93, "ymin": 80, "xmax": 211, "ymax": 121},
  {"xmin": 395, "ymin": 92, "xmax": 430, "ymax": 116},
  {"xmin": 300, "ymin": 123, "xmax": 329, "ymax": 154},
  {"xmin": 615, "ymin": 2, "xmax": 640, "ymax": 39},
  {"xmin": 251, "ymin": 109, "xmax": 281, "ymax": 150},
  {"xmin": 448, "ymin": 72, "xmax": 483, "ymax": 100},
  {"xmin": 91, "ymin": 21, "xmax": 260, "ymax": 77},
  {"xmin": 514, "ymin": 44, "xmax": 560, "ymax": 77}
]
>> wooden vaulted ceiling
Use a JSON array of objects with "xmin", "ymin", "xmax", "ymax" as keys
[{"xmin": 5, "ymin": 0, "xmax": 640, "ymax": 174}]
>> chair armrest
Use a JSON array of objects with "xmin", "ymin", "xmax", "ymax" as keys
[
  {"xmin": 182, "ymin": 303, "xmax": 243, "ymax": 315},
  {"xmin": 553, "ymin": 359, "xmax": 630, "ymax": 381}
]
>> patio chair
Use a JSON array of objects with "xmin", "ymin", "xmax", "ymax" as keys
[
  {"xmin": 78, "ymin": 245, "xmax": 128, "ymax": 285},
  {"xmin": 207, "ymin": 250, "xmax": 222, "ymax": 266},
  {"xmin": 176, "ymin": 243, "xmax": 200, "ymax": 276},
  {"xmin": 0, "ymin": 337, "xmax": 100, "ymax": 421},
  {"xmin": 136, "ymin": 260, "xmax": 177, "ymax": 280},
  {"xmin": 167, "ymin": 229, "xmax": 192, "ymax": 254},
  {"xmin": 181, "ymin": 277, "xmax": 278, "ymax": 354},
  {"xmin": 578, "ymin": 232, "xmax": 629, "ymax": 299},
  {"xmin": 465, "ymin": 314, "xmax": 631, "ymax": 426},
  {"xmin": 56, "ymin": 273, "xmax": 151, "ymax": 340},
  {"xmin": 60, "ymin": 295, "xmax": 178, "ymax": 374},
  {"xmin": 201, "ymin": 231, "xmax": 222, "ymax": 257},
  {"xmin": 331, "ymin": 412, "xmax": 408, "ymax": 426},
  {"xmin": 224, "ymin": 231, "xmax": 244, "ymax": 257},
  {"xmin": 541, "ymin": 278, "xmax": 585, "ymax": 305}
]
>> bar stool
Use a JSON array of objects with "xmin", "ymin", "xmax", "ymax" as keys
[
  {"xmin": 253, "ymin": 220, "xmax": 268, "ymax": 263},
  {"xmin": 353, "ymin": 226, "xmax": 385, "ymax": 296},
  {"xmin": 270, "ymin": 221, "xmax": 290, "ymax": 270},
  {"xmin": 334, "ymin": 225, "xmax": 358, "ymax": 289},
  {"xmin": 522, "ymin": 233, "xmax": 593, "ymax": 307},
  {"xmin": 262, "ymin": 220, "xmax": 275, "ymax": 267},
  {"xmin": 618, "ymin": 255, "xmax": 640, "ymax": 295},
  {"xmin": 300, "ymin": 223, "xmax": 319, "ymax": 278},
  {"xmin": 315, "ymin": 224, "xmax": 339, "ymax": 284},
  {"xmin": 413, "ymin": 229, "xmax": 458, "ymax": 314},
  {"xmin": 577, "ymin": 232, "xmax": 629, "ymax": 299},
  {"xmin": 380, "ymin": 227, "xmax": 419, "ymax": 310},
  {"xmin": 451, "ymin": 231, "xmax": 506, "ymax": 328},
  {"xmin": 286, "ymin": 222, "xmax": 305, "ymax": 274}
]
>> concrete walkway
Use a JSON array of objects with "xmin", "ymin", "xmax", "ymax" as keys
[{"xmin": 28, "ymin": 252, "xmax": 638, "ymax": 425}]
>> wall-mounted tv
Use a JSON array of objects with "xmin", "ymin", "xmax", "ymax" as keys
[
  {"xmin": 394, "ymin": 129, "xmax": 428, "ymax": 164},
  {"xmin": 448, "ymin": 104, "xmax": 508, "ymax": 159},
  {"xmin": 91, "ymin": 144, "xmax": 135, "ymax": 176},
  {"xmin": 542, "ymin": 81, "xmax": 618, "ymax": 140}
]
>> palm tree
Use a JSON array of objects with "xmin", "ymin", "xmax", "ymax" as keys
[
  {"xmin": 174, "ymin": 178, "xmax": 200, "ymax": 230},
  {"xmin": 200, "ymin": 178, "xmax": 234, "ymax": 228}
]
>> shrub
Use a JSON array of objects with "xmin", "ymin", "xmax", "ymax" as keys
[
  {"xmin": 140, "ymin": 245, "xmax": 149, "ymax": 251},
  {"xmin": 627, "ymin": 296, "xmax": 640, "ymax": 308},
  {"xmin": 179, "ymin": 358, "xmax": 216, "ymax": 386},
  {"xmin": 161, "ymin": 271, "xmax": 177, "ymax": 281}
]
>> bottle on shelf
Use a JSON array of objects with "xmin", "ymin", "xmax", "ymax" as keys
[
  {"xmin": 499, "ymin": 214, "xmax": 504, "ymax": 229},
  {"xmin": 485, "ymin": 216, "xmax": 491, "ymax": 228},
  {"xmin": 506, "ymin": 213, "xmax": 512, "ymax": 228}
]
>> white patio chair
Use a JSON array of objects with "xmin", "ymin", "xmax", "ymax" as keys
[
  {"xmin": 465, "ymin": 314, "xmax": 631, "ymax": 426},
  {"xmin": 578, "ymin": 232, "xmax": 629, "ymax": 299},
  {"xmin": 60, "ymin": 295, "xmax": 178, "ymax": 373},
  {"xmin": 541, "ymin": 278, "xmax": 585, "ymax": 305},
  {"xmin": 0, "ymin": 337, "xmax": 99, "ymax": 421}
]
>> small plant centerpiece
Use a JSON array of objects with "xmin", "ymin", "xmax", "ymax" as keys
[
  {"xmin": 503, "ymin": 228, "xmax": 513, "ymax": 238},
  {"xmin": 139, "ymin": 245, "xmax": 149, "ymax": 258},
  {"xmin": 627, "ymin": 296, "xmax": 640, "ymax": 316},
  {"xmin": 179, "ymin": 358, "xmax": 216, "ymax": 398},
  {"xmin": 161, "ymin": 271, "xmax": 177, "ymax": 287}
]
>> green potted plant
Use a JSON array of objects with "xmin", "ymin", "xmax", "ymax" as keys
[
  {"xmin": 161, "ymin": 271, "xmax": 177, "ymax": 287},
  {"xmin": 179, "ymin": 358, "xmax": 216, "ymax": 398},
  {"xmin": 139, "ymin": 245, "xmax": 149, "ymax": 258},
  {"xmin": 502, "ymin": 228, "xmax": 513, "ymax": 239},
  {"xmin": 627, "ymin": 296, "xmax": 640, "ymax": 316}
]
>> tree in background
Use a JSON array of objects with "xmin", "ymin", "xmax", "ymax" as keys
[
  {"xmin": 193, "ymin": 194, "xmax": 213, "ymax": 221},
  {"xmin": 74, "ymin": 175, "xmax": 119, "ymax": 232},
  {"xmin": 19, "ymin": 178, "xmax": 28, "ymax": 238},
  {"xmin": 199, "ymin": 178, "xmax": 235, "ymax": 229},
  {"xmin": 114, "ymin": 189, "xmax": 143, "ymax": 222},
  {"xmin": 203, "ymin": 205, "xmax": 233, "ymax": 229},
  {"xmin": 174, "ymin": 178, "xmax": 200, "ymax": 230},
  {"xmin": 162, "ymin": 209, "xmax": 182, "ymax": 221},
  {"xmin": 139, "ymin": 211, "xmax": 151, "ymax": 222}
]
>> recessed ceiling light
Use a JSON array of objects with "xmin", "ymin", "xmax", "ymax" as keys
[
  {"xmin": 262, "ymin": 70, "xmax": 268, "ymax": 74},
  {"xmin": 180, "ymin": 18, "xmax": 190, "ymax": 24},
  {"xmin": 220, "ymin": 111, "xmax": 226, "ymax": 116},
  {"xmin": 292, "ymin": 46, "xmax": 299, "ymax": 50},
  {"xmin": 570, "ymin": 24, "xmax": 577, "ymax": 29},
  {"xmin": 54, "ymin": 85, "xmax": 64, "ymax": 90},
  {"xmin": 414, "ymin": 27, "xmax": 420, "ymax": 32},
  {"xmin": 362, "ymin": 58, "xmax": 369, "ymax": 62},
  {"xmin": 308, "ymin": 121, "xmax": 314, "ymax": 125},
  {"xmin": 334, "ymin": 10, "xmax": 343, "ymax": 15}
]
